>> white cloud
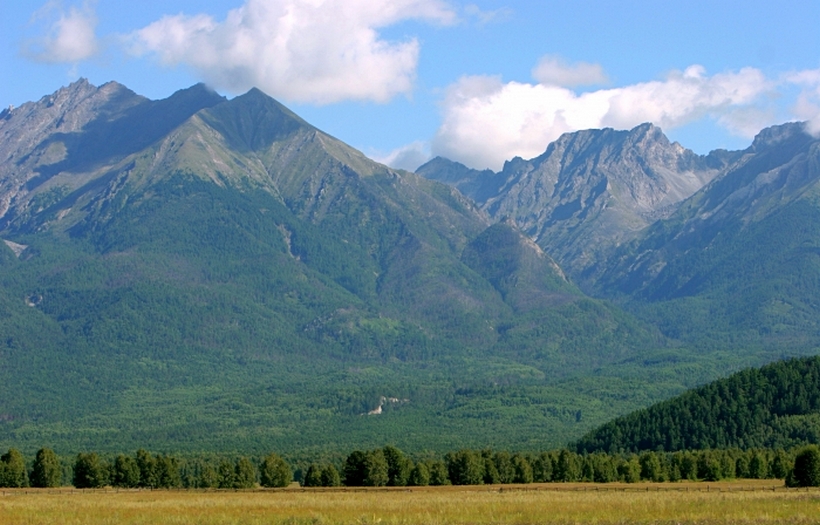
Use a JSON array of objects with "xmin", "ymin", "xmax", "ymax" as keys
[
  {"xmin": 717, "ymin": 107, "xmax": 779, "ymax": 139},
  {"xmin": 432, "ymin": 64, "xmax": 776, "ymax": 170},
  {"xmin": 24, "ymin": 0, "xmax": 99, "ymax": 63},
  {"xmin": 786, "ymin": 69, "xmax": 820, "ymax": 136},
  {"xmin": 127, "ymin": 0, "xmax": 456, "ymax": 105},
  {"xmin": 531, "ymin": 55, "xmax": 608, "ymax": 87},
  {"xmin": 601, "ymin": 66, "xmax": 770, "ymax": 129},
  {"xmin": 795, "ymin": 95, "xmax": 820, "ymax": 136},
  {"xmin": 372, "ymin": 141, "xmax": 431, "ymax": 171}
]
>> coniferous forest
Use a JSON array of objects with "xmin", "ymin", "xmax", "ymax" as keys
[{"xmin": 574, "ymin": 356, "xmax": 820, "ymax": 453}]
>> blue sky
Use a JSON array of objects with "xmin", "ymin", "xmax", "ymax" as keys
[{"xmin": 3, "ymin": 1, "xmax": 820, "ymax": 171}]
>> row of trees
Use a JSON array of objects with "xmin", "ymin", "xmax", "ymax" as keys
[
  {"xmin": 2, "ymin": 445, "xmax": 818, "ymax": 489},
  {"xmin": 0, "ymin": 448, "xmax": 291, "ymax": 489},
  {"xmin": 335, "ymin": 447, "xmax": 795, "ymax": 487}
]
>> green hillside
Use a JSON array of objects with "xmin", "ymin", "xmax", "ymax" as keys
[
  {"xmin": 0, "ymin": 172, "xmax": 684, "ymax": 455},
  {"xmin": 575, "ymin": 355, "xmax": 820, "ymax": 453}
]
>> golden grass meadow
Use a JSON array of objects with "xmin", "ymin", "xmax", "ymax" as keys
[{"xmin": 2, "ymin": 481, "xmax": 820, "ymax": 525}]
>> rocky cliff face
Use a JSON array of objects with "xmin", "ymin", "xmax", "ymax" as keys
[{"xmin": 418, "ymin": 124, "xmax": 738, "ymax": 279}]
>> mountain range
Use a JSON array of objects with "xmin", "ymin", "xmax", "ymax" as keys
[{"xmin": 1, "ymin": 79, "xmax": 819, "ymax": 454}]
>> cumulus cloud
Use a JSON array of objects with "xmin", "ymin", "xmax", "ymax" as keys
[
  {"xmin": 432, "ymin": 63, "xmax": 775, "ymax": 170},
  {"xmin": 127, "ymin": 0, "xmax": 456, "ymax": 104},
  {"xmin": 24, "ymin": 0, "xmax": 99, "ymax": 63},
  {"xmin": 372, "ymin": 141, "xmax": 431, "ymax": 171},
  {"xmin": 531, "ymin": 55, "xmax": 608, "ymax": 87}
]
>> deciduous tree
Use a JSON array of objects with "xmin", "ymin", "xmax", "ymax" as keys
[
  {"xmin": 383, "ymin": 445, "xmax": 411, "ymax": 486},
  {"xmin": 0, "ymin": 448, "xmax": 29, "ymax": 488},
  {"xmin": 259, "ymin": 453, "xmax": 291, "ymax": 488},
  {"xmin": 788, "ymin": 445, "xmax": 820, "ymax": 487},
  {"xmin": 363, "ymin": 449, "xmax": 388, "ymax": 487},
  {"xmin": 234, "ymin": 457, "xmax": 256, "ymax": 489},
  {"xmin": 112, "ymin": 454, "xmax": 140, "ymax": 488},
  {"xmin": 31, "ymin": 448, "xmax": 61, "ymax": 488},
  {"xmin": 446, "ymin": 450, "xmax": 483, "ymax": 485},
  {"xmin": 408, "ymin": 462, "xmax": 430, "ymax": 486},
  {"xmin": 320, "ymin": 464, "xmax": 341, "ymax": 487},
  {"xmin": 73, "ymin": 452, "xmax": 108, "ymax": 488},
  {"xmin": 343, "ymin": 450, "xmax": 367, "ymax": 486}
]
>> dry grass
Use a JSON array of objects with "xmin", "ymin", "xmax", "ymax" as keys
[{"xmin": 2, "ymin": 481, "xmax": 819, "ymax": 524}]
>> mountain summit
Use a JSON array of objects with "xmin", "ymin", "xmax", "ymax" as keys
[{"xmin": 589, "ymin": 122, "xmax": 820, "ymax": 346}]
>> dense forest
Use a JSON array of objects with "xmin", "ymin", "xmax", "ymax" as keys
[
  {"xmin": 574, "ymin": 356, "xmax": 820, "ymax": 453},
  {"xmin": 0, "ymin": 174, "xmax": 727, "ymax": 455},
  {"xmin": 3, "ymin": 352, "xmax": 820, "ymax": 490}
]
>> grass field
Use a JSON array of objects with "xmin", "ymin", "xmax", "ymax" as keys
[{"xmin": 2, "ymin": 481, "xmax": 819, "ymax": 524}]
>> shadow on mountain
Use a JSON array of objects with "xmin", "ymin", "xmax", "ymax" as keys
[
  {"xmin": 26, "ymin": 84, "xmax": 225, "ymax": 190},
  {"xmin": 198, "ymin": 88, "xmax": 310, "ymax": 153}
]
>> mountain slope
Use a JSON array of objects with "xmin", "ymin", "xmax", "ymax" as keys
[{"xmin": 0, "ymin": 79, "xmax": 226, "ymax": 225}]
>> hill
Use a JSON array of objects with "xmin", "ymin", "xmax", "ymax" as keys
[{"xmin": 574, "ymin": 355, "xmax": 820, "ymax": 453}]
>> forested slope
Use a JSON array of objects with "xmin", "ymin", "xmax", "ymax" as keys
[{"xmin": 575, "ymin": 356, "xmax": 820, "ymax": 453}]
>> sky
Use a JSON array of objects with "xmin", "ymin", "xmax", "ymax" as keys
[{"xmin": 3, "ymin": 0, "xmax": 820, "ymax": 172}]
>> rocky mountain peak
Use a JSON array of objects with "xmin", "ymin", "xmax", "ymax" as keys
[
  {"xmin": 626, "ymin": 122, "xmax": 664, "ymax": 142},
  {"xmin": 416, "ymin": 156, "xmax": 501, "ymax": 203},
  {"xmin": 0, "ymin": 80, "xmax": 229, "ymax": 228},
  {"xmin": 198, "ymin": 87, "xmax": 311, "ymax": 153},
  {"xmin": 420, "ymin": 123, "xmax": 732, "ymax": 279},
  {"xmin": 750, "ymin": 121, "xmax": 812, "ymax": 151}
]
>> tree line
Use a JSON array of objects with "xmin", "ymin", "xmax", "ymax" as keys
[
  {"xmin": 0, "ymin": 448, "xmax": 290, "ymax": 489},
  {"xmin": 2, "ymin": 444, "xmax": 819, "ymax": 489}
]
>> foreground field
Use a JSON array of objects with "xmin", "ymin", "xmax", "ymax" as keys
[{"xmin": 2, "ymin": 481, "xmax": 819, "ymax": 524}]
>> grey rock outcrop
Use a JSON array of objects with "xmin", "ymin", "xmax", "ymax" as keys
[{"xmin": 0, "ymin": 79, "xmax": 225, "ymax": 228}]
